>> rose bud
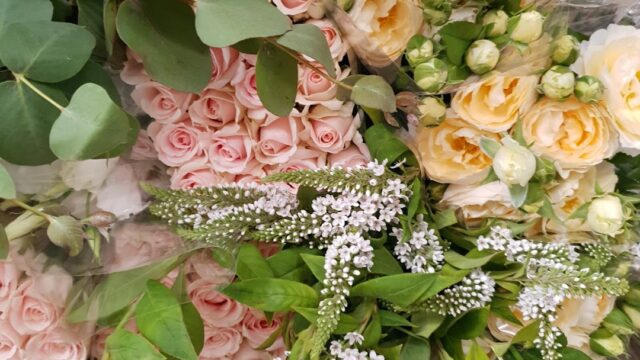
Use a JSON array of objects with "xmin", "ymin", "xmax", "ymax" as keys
[
  {"xmin": 417, "ymin": 96, "xmax": 447, "ymax": 127},
  {"xmin": 575, "ymin": 75, "xmax": 604, "ymax": 103},
  {"xmin": 492, "ymin": 137, "xmax": 536, "ymax": 186},
  {"xmin": 414, "ymin": 58, "xmax": 448, "ymax": 93},
  {"xmin": 587, "ymin": 195, "xmax": 625, "ymax": 236},
  {"xmin": 509, "ymin": 11, "xmax": 544, "ymax": 44},
  {"xmin": 551, "ymin": 34, "xmax": 580, "ymax": 65},
  {"xmin": 589, "ymin": 328, "xmax": 625, "ymax": 357},
  {"xmin": 482, "ymin": 10, "xmax": 509, "ymax": 37},
  {"xmin": 406, "ymin": 35, "xmax": 435, "ymax": 68},
  {"xmin": 465, "ymin": 39, "xmax": 500, "ymax": 75},
  {"xmin": 540, "ymin": 65, "xmax": 575, "ymax": 100}
]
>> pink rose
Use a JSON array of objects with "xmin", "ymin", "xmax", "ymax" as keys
[
  {"xmin": 24, "ymin": 326, "xmax": 88, "ymax": 360},
  {"xmin": 328, "ymin": 134, "xmax": 371, "ymax": 168},
  {"xmin": 272, "ymin": 0, "xmax": 311, "ymax": 15},
  {"xmin": 170, "ymin": 159, "xmax": 233, "ymax": 190},
  {"xmin": 130, "ymin": 130, "xmax": 158, "ymax": 161},
  {"xmin": 234, "ymin": 67, "xmax": 274, "ymax": 121},
  {"xmin": 305, "ymin": 19, "xmax": 348, "ymax": 60},
  {"xmin": 232, "ymin": 342, "xmax": 271, "ymax": 360},
  {"xmin": 200, "ymin": 325, "xmax": 243, "ymax": 359},
  {"xmin": 153, "ymin": 122, "xmax": 205, "ymax": 167},
  {"xmin": 208, "ymin": 123, "xmax": 256, "ymax": 174},
  {"xmin": 131, "ymin": 81, "xmax": 195, "ymax": 123},
  {"xmin": 297, "ymin": 65, "xmax": 343, "ymax": 109},
  {"xmin": 242, "ymin": 310, "xmax": 285, "ymax": 350},
  {"xmin": 302, "ymin": 103, "xmax": 360, "ymax": 153},
  {"xmin": 189, "ymin": 88, "xmax": 244, "ymax": 129},
  {"xmin": 234, "ymin": 173, "xmax": 263, "ymax": 184},
  {"xmin": 0, "ymin": 262, "xmax": 20, "ymax": 317},
  {"xmin": 209, "ymin": 47, "xmax": 243, "ymax": 89},
  {"xmin": 9, "ymin": 280, "xmax": 60, "ymax": 335},
  {"xmin": 120, "ymin": 49, "xmax": 150, "ymax": 86},
  {"xmin": 270, "ymin": 147, "xmax": 326, "ymax": 173},
  {"xmin": 0, "ymin": 320, "xmax": 25, "ymax": 360},
  {"xmin": 188, "ymin": 279, "xmax": 246, "ymax": 327},
  {"xmin": 31, "ymin": 265, "xmax": 72, "ymax": 308},
  {"xmin": 187, "ymin": 251, "xmax": 234, "ymax": 285},
  {"xmin": 252, "ymin": 114, "xmax": 301, "ymax": 165}
]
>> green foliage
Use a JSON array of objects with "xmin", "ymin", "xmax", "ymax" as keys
[
  {"xmin": 57, "ymin": 60, "xmax": 121, "ymax": 105},
  {"xmin": 351, "ymin": 273, "xmax": 437, "ymax": 307},
  {"xmin": 0, "ymin": 0, "xmax": 53, "ymax": 30},
  {"xmin": 438, "ymin": 21, "xmax": 485, "ymax": 66},
  {"xmin": 300, "ymin": 253, "xmax": 326, "ymax": 282},
  {"xmin": 222, "ymin": 278, "xmax": 319, "ymax": 312},
  {"xmin": 370, "ymin": 247, "xmax": 403, "ymax": 275},
  {"xmin": 106, "ymin": 329, "xmax": 166, "ymax": 360},
  {"xmin": 77, "ymin": 0, "xmax": 107, "ymax": 59},
  {"xmin": 610, "ymin": 153, "xmax": 640, "ymax": 193},
  {"xmin": 236, "ymin": 244, "xmax": 275, "ymax": 280},
  {"xmin": 446, "ymin": 307, "xmax": 490, "ymax": 339},
  {"xmin": 351, "ymin": 75, "xmax": 397, "ymax": 113},
  {"xmin": 0, "ymin": 163, "xmax": 15, "ymax": 199},
  {"xmin": 256, "ymin": 41, "xmax": 298, "ymax": 116},
  {"xmin": 277, "ymin": 24, "xmax": 336, "ymax": 77},
  {"xmin": 444, "ymin": 249, "xmax": 498, "ymax": 269},
  {"xmin": 46, "ymin": 215, "xmax": 84, "ymax": 256},
  {"xmin": 0, "ymin": 224, "xmax": 8, "ymax": 260},
  {"xmin": 400, "ymin": 337, "xmax": 431, "ymax": 360},
  {"xmin": 364, "ymin": 124, "xmax": 411, "ymax": 164}
]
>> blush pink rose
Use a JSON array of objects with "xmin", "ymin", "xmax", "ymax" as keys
[
  {"xmin": 305, "ymin": 19, "xmax": 348, "ymax": 60},
  {"xmin": 9, "ymin": 280, "xmax": 60, "ymax": 335},
  {"xmin": 130, "ymin": 130, "xmax": 158, "ymax": 161},
  {"xmin": 31, "ymin": 265, "xmax": 72, "ymax": 308},
  {"xmin": 131, "ymin": 81, "xmax": 195, "ymax": 123},
  {"xmin": 0, "ymin": 320, "xmax": 25, "ymax": 360},
  {"xmin": 327, "ymin": 134, "xmax": 371, "ymax": 168},
  {"xmin": 170, "ymin": 159, "xmax": 233, "ymax": 190},
  {"xmin": 209, "ymin": 47, "xmax": 243, "ymax": 89},
  {"xmin": 187, "ymin": 250, "xmax": 235, "ymax": 285},
  {"xmin": 234, "ymin": 67, "xmax": 275, "ymax": 121},
  {"xmin": 252, "ymin": 115, "xmax": 302, "ymax": 165},
  {"xmin": 200, "ymin": 325, "xmax": 243, "ymax": 359},
  {"xmin": 232, "ymin": 342, "xmax": 271, "ymax": 360},
  {"xmin": 208, "ymin": 123, "xmax": 256, "ymax": 174},
  {"xmin": 105, "ymin": 223, "xmax": 182, "ymax": 272},
  {"xmin": 234, "ymin": 173, "xmax": 263, "ymax": 184},
  {"xmin": 302, "ymin": 104, "xmax": 360, "ymax": 153},
  {"xmin": 270, "ymin": 147, "xmax": 326, "ymax": 173},
  {"xmin": 297, "ymin": 65, "xmax": 343, "ymax": 109},
  {"xmin": 120, "ymin": 49, "xmax": 150, "ymax": 86},
  {"xmin": 153, "ymin": 122, "xmax": 205, "ymax": 166},
  {"xmin": 242, "ymin": 310, "xmax": 285, "ymax": 350},
  {"xmin": 189, "ymin": 88, "xmax": 244, "ymax": 129},
  {"xmin": 272, "ymin": 0, "xmax": 311, "ymax": 15},
  {"xmin": 24, "ymin": 326, "xmax": 88, "ymax": 360},
  {"xmin": 0, "ymin": 262, "xmax": 20, "ymax": 317},
  {"xmin": 188, "ymin": 279, "xmax": 246, "ymax": 327}
]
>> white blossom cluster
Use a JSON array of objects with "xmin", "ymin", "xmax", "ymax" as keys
[
  {"xmin": 329, "ymin": 332, "xmax": 385, "ymax": 360},
  {"xmin": 427, "ymin": 270, "xmax": 495, "ymax": 316},
  {"xmin": 391, "ymin": 216, "xmax": 445, "ymax": 273},
  {"xmin": 517, "ymin": 285, "xmax": 565, "ymax": 322}
]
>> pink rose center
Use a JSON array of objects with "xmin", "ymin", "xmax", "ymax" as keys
[
  {"xmin": 213, "ymin": 138, "xmax": 246, "ymax": 162},
  {"xmin": 170, "ymin": 131, "xmax": 195, "ymax": 150},
  {"xmin": 260, "ymin": 140, "xmax": 287, "ymax": 155}
]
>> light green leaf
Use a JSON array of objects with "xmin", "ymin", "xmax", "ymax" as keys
[
  {"xmin": 407, "ymin": 178, "xmax": 422, "ymax": 221},
  {"xmin": 561, "ymin": 348, "xmax": 592, "ymax": 360},
  {"xmin": 136, "ymin": 281, "xmax": 198, "ymax": 360},
  {"xmin": 300, "ymin": 254, "xmax": 325, "ymax": 282},
  {"xmin": 116, "ymin": 0, "xmax": 211, "ymax": 93},
  {"xmin": 195, "ymin": 0, "xmax": 291, "ymax": 47},
  {"xmin": 56, "ymin": 60, "xmax": 121, "ymax": 105},
  {"xmin": 292, "ymin": 306, "xmax": 360, "ymax": 334},
  {"xmin": 362, "ymin": 312, "xmax": 382, "ymax": 348},
  {"xmin": 49, "ymin": 83, "xmax": 130, "ymax": 160},
  {"xmin": 336, "ymin": 75, "xmax": 365, "ymax": 101},
  {"xmin": 0, "ymin": 21, "xmax": 94, "ymax": 83},
  {"xmin": 364, "ymin": 124, "xmax": 410, "ymax": 164},
  {"xmin": 480, "ymin": 137, "xmax": 500, "ymax": 158},
  {"xmin": 0, "ymin": 0, "xmax": 52, "ymax": 30},
  {"xmin": 180, "ymin": 303, "xmax": 204, "ymax": 354},
  {"xmin": 78, "ymin": 0, "xmax": 107, "ymax": 59},
  {"xmin": 267, "ymin": 248, "xmax": 318, "ymax": 280},
  {"xmin": 236, "ymin": 244, "xmax": 274, "ymax": 280},
  {"xmin": 370, "ymin": 247, "xmax": 403, "ymax": 275},
  {"xmin": 400, "ymin": 336, "xmax": 431, "ymax": 360},
  {"xmin": 464, "ymin": 340, "xmax": 490, "ymax": 360},
  {"xmin": 412, "ymin": 311, "xmax": 445, "ymax": 338},
  {"xmin": 444, "ymin": 249, "xmax": 498, "ymax": 269},
  {"xmin": 434, "ymin": 208, "xmax": 458, "ymax": 229},
  {"xmin": 351, "ymin": 75, "xmax": 397, "ymax": 112},
  {"xmin": 277, "ymin": 24, "xmax": 335, "ymax": 77},
  {"xmin": 351, "ymin": 273, "xmax": 437, "ymax": 307},
  {"xmin": 509, "ymin": 183, "xmax": 528, "ymax": 208},
  {"xmin": 0, "ymin": 224, "xmax": 9, "ymax": 260},
  {"xmin": 379, "ymin": 310, "xmax": 415, "ymax": 327},
  {"xmin": 94, "ymin": 114, "xmax": 140, "ymax": 159},
  {"xmin": 221, "ymin": 278, "xmax": 318, "ymax": 312},
  {"xmin": 0, "ymin": 163, "xmax": 16, "ymax": 199},
  {"xmin": 47, "ymin": 215, "xmax": 84, "ymax": 256},
  {"xmin": 0, "ymin": 81, "xmax": 66, "ymax": 165},
  {"xmin": 106, "ymin": 329, "xmax": 166, "ymax": 360},
  {"xmin": 256, "ymin": 41, "xmax": 298, "ymax": 116}
]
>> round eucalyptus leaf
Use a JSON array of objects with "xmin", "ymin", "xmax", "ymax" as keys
[
  {"xmin": 0, "ymin": 21, "xmax": 95, "ymax": 83},
  {"xmin": 256, "ymin": 41, "xmax": 298, "ymax": 117},
  {"xmin": 56, "ymin": 61, "xmax": 121, "ymax": 105},
  {"xmin": 0, "ymin": 0, "xmax": 53, "ymax": 30},
  {"xmin": 0, "ymin": 163, "xmax": 16, "ymax": 200},
  {"xmin": 277, "ymin": 24, "xmax": 336, "ymax": 77},
  {"xmin": 351, "ymin": 75, "xmax": 397, "ymax": 113},
  {"xmin": 49, "ymin": 83, "xmax": 130, "ymax": 160}
]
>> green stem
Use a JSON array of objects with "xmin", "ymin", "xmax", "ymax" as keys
[
  {"xmin": 14, "ymin": 74, "xmax": 65, "ymax": 111},
  {"xmin": 100, "ymin": 298, "xmax": 141, "ymax": 360},
  {"xmin": 9, "ymin": 199, "xmax": 51, "ymax": 222}
]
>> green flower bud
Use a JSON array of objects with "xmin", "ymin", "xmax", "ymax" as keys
[
  {"xmin": 574, "ymin": 75, "xmax": 605, "ymax": 103},
  {"xmin": 589, "ymin": 328, "xmax": 625, "ymax": 357},
  {"xmin": 417, "ymin": 96, "xmax": 447, "ymax": 127},
  {"xmin": 622, "ymin": 304, "xmax": 640, "ymax": 329},
  {"xmin": 337, "ymin": 0, "xmax": 354, "ymax": 11},
  {"xmin": 540, "ymin": 65, "xmax": 575, "ymax": 100},
  {"xmin": 587, "ymin": 194, "xmax": 624, "ymax": 236},
  {"xmin": 509, "ymin": 11, "xmax": 544, "ymax": 44},
  {"xmin": 551, "ymin": 34, "xmax": 580, "ymax": 65},
  {"xmin": 406, "ymin": 35, "xmax": 435, "ymax": 67},
  {"xmin": 482, "ymin": 10, "xmax": 508, "ymax": 37},
  {"xmin": 602, "ymin": 308, "xmax": 635, "ymax": 335},
  {"xmin": 414, "ymin": 58, "xmax": 448, "ymax": 93},
  {"xmin": 465, "ymin": 39, "xmax": 500, "ymax": 75}
]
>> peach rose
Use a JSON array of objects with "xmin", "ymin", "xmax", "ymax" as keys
[
  {"xmin": 305, "ymin": 19, "xmax": 348, "ymax": 60},
  {"xmin": 170, "ymin": 159, "xmax": 233, "ymax": 190},
  {"xmin": 252, "ymin": 114, "xmax": 302, "ymax": 165},
  {"xmin": 209, "ymin": 47, "xmax": 243, "ymax": 89},
  {"xmin": 130, "ymin": 130, "xmax": 158, "ymax": 161},
  {"xmin": 131, "ymin": 81, "xmax": 194, "ymax": 123},
  {"xmin": 9, "ymin": 280, "xmax": 60, "ymax": 335},
  {"xmin": 189, "ymin": 88, "xmax": 244, "ymax": 129},
  {"xmin": 555, "ymin": 296, "xmax": 615, "ymax": 352},
  {"xmin": 153, "ymin": 122, "xmax": 205, "ymax": 167},
  {"xmin": 451, "ymin": 75, "xmax": 539, "ymax": 132},
  {"xmin": 296, "ymin": 65, "xmax": 343, "ymax": 109},
  {"xmin": 271, "ymin": 0, "xmax": 311, "ymax": 16},
  {"xmin": 302, "ymin": 104, "xmax": 360, "ymax": 153},
  {"xmin": 0, "ymin": 262, "xmax": 20, "ymax": 317},
  {"xmin": 522, "ymin": 97, "xmax": 618, "ymax": 173},
  {"xmin": 208, "ymin": 123, "xmax": 256, "ymax": 174},
  {"xmin": 24, "ymin": 326, "xmax": 88, "ymax": 360},
  {"xmin": 235, "ymin": 67, "xmax": 273, "ymax": 121},
  {"xmin": 120, "ymin": 49, "xmax": 150, "ymax": 86},
  {"xmin": 187, "ymin": 250, "xmax": 235, "ymax": 285},
  {"xmin": 0, "ymin": 320, "xmax": 25, "ymax": 360},
  {"xmin": 440, "ymin": 181, "xmax": 522, "ymax": 225},
  {"xmin": 188, "ymin": 279, "xmax": 246, "ymax": 327},
  {"xmin": 242, "ymin": 310, "xmax": 284, "ymax": 350},
  {"xmin": 201, "ymin": 325, "xmax": 243, "ymax": 359},
  {"xmin": 417, "ymin": 115, "xmax": 499, "ymax": 185}
]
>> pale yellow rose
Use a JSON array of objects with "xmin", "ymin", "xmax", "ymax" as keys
[
  {"xmin": 522, "ymin": 97, "xmax": 618, "ymax": 173},
  {"xmin": 418, "ymin": 115, "xmax": 499, "ymax": 184},
  {"xmin": 452, "ymin": 74, "xmax": 539, "ymax": 132},
  {"xmin": 555, "ymin": 296, "xmax": 615, "ymax": 356},
  {"xmin": 347, "ymin": 0, "xmax": 423, "ymax": 67},
  {"xmin": 440, "ymin": 181, "xmax": 521, "ymax": 226},
  {"xmin": 572, "ymin": 25, "xmax": 640, "ymax": 150}
]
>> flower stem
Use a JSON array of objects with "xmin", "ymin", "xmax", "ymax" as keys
[
  {"xmin": 14, "ymin": 74, "xmax": 65, "ymax": 111},
  {"xmin": 9, "ymin": 199, "xmax": 52, "ymax": 222}
]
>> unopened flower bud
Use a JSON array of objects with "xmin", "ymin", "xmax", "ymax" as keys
[
  {"xmin": 406, "ymin": 35, "xmax": 435, "ymax": 68},
  {"xmin": 587, "ymin": 195, "xmax": 624, "ymax": 236},
  {"xmin": 492, "ymin": 137, "xmax": 536, "ymax": 186},
  {"xmin": 589, "ymin": 328, "xmax": 625, "ymax": 357},
  {"xmin": 509, "ymin": 11, "xmax": 544, "ymax": 44},
  {"xmin": 414, "ymin": 58, "xmax": 448, "ymax": 93},
  {"xmin": 417, "ymin": 97, "xmax": 446, "ymax": 127},
  {"xmin": 482, "ymin": 10, "xmax": 508, "ymax": 37},
  {"xmin": 540, "ymin": 65, "xmax": 575, "ymax": 100},
  {"xmin": 574, "ymin": 75, "xmax": 604, "ymax": 103},
  {"xmin": 465, "ymin": 39, "xmax": 500, "ymax": 75},
  {"xmin": 87, "ymin": 211, "xmax": 118, "ymax": 227},
  {"xmin": 551, "ymin": 34, "xmax": 580, "ymax": 65}
]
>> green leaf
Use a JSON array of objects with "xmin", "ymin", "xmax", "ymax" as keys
[
  {"xmin": 560, "ymin": 348, "xmax": 591, "ymax": 360},
  {"xmin": 236, "ymin": 244, "xmax": 274, "ymax": 280},
  {"xmin": 351, "ymin": 75, "xmax": 397, "ymax": 112},
  {"xmin": 116, "ymin": 0, "xmax": 212, "ymax": 93},
  {"xmin": 0, "ymin": 163, "xmax": 15, "ymax": 199},
  {"xmin": 509, "ymin": 184, "xmax": 528, "ymax": 208},
  {"xmin": 49, "ymin": 83, "xmax": 130, "ymax": 160},
  {"xmin": 277, "ymin": 24, "xmax": 335, "ymax": 77},
  {"xmin": 364, "ymin": 124, "xmax": 410, "ymax": 164},
  {"xmin": 412, "ymin": 311, "xmax": 445, "ymax": 338},
  {"xmin": 195, "ymin": 0, "xmax": 291, "ymax": 47},
  {"xmin": 267, "ymin": 248, "xmax": 318, "ymax": 276},
  {"xmin": 434, "ymin": 208, "xmax": 458, "ymax": 229},
  {"xmin": 94, "ymin": 114, "xmax": 140, "ymax": 159},
  {"xmin": 447, "ymin": 307, "xmax": 490, "ymax": 339},
  {"xmin": 407, "ymin": 178, "xmax": 422, "ymax": 221},
  {"xmin": 351, "ymin": 273, "xmax": 437, "ymax": 307},
  {"xmin": 0, "ymin": 224, "xmax": 9, "ymax": 260},
  {"xmin": 438, "ymin": 22, "xmax": 484, "ymax": 66},
  {"xmin": 400, "ymin": 336, "xmax": 431, "ymax": 360},
  {"xmin": 480, "ymin": 137, "xmax": 500, "ymax": 158},
  {"xmin": 256, "ymin": 41, "xmax": 298, "ymax": 116},
  {"xmin": 379, "ymin": 310, "xmax": 415, "ymax": 327},
  {"xmin": 0, "ymin": 21, "xmax": 94, "ymax": 83},
  {"xmin": 465, "ymin": 341, "xmax": 490, "ymax": 360},
  {"xmin": 300, "ymin": 254, "xmax": 325, "ymax": 282},
  {"xmin": 292, "ymin": 306, "xmax": 360, "ymax": 334},
  {"xmin": 336, "ymin": 75, "xmax": 365, "ymax": 101},
  {"xmin": 136, "ymin": 281, "xmax": 198, "ymax": 360},
  {"xmin": 444, "ymin": 250, "xmax": 498, "ymax": 269},
  {"xmin": 47, "ymin": 215, "xmax": 84, "ymax": 256},
  {"xmin": 0, "ymin": 81, "xmax": 66, "ymax": 165},
  {"xmin": 0, "ymin": 0, "xmax": 52, "ymax": 30},
  {"xmin": 512, "ymin": 320, "xmax": 540, "ymax": 345},
  {"xmin": 104, "ymin": 0, "xmax": 118, "ymax": 56},
  {"xmin": 371, "ymin": 247, "xmax": 403, "ymax": 275},
  {"xmin": 362, "ymin": 312, "xmax": 382, "ymax": 348},
  {"xmin": 56, "ymin": 60, "xmax": 121, "ymax": 105},
  {"xmin": 106, "ymin": 329, "xmax": 166, "ymax": 360},
  {"xmin": 78, "ymin": 0, "xmax": 107, "ymax": 59},
  {"xmin": 221, "ymin": 278, "xmax": 318, "ymax": 312}
]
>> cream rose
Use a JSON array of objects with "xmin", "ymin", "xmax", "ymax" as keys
[
  {"xmin": 451, "ymin": 74, "xmax": 539, "ymax": 132},
  {"xmin": 440, "ymin": 181, "xmax": 521, "ymax": 225},
  {"xmin": 555, "ymin": 296, "xmax": 615, "ymax": 352},
  {"xmin": 200, "ymin": 325, "xmax": 243, "ymax": 360},
  {"xmin": 417, "ymin": 116, "xmax": 499, "ymax": 185},
  {"xmin": 522, "ymin": 97, "xmax": 618, "ymax": 173},
  {"xmin": 572, "ymin": 25, "xmax": 640, "ymax": 150},
  {"xmin": 131, "ymin": 81, "xmax": 194, "ymax": 123},
  {"xmin": 189, "ymin": 87, "xmax": 244, "ymax": 129},
  {"xmin": 188, "ymin": 279, "xmax": 246, "ymax": 327}
]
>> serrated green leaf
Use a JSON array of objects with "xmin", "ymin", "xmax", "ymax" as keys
[
  {"xmin": 222, "ymin": 278, "xmax": 318, "ymax": 312},
  {"xmin": 351, "ymin": 75, "xmax": 396, "ymax": 112},
  {"xmin": 256, "ymin": 41, "xmax": 298, "ymax": 116},
  {"xmin": 278, "ymin": 24, "xmax": 335, "ymax": 77},
  {"xmin": 47, "ymin": 215, "xmax": 84, "ymax": 256},
  {"xmin": 106, "ymin": 329, "xmax": 166, "ymax": 360},
  {"xmin": 0, "ymin": 163, "xmax": 15, "ymax": 199}
]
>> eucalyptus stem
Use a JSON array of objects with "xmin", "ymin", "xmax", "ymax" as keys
[
  {"xmin": 14, "ymin": 74, "xmax": 65, "ymax": 111},
  {"xmin": 9, "ymin": 199, "xmax": 51, "ymax": 222}
]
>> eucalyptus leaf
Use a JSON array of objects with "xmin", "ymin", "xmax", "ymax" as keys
[
  {"xmin": 106, "ymin": 329, "xmax": 166, "ymax": 360},
  {"xmin": 0, "ymin": 224, "xmax": 9, "ymax": 260},
  {"xmin": 351, "ymin": 75, "xmax": 397, "ymax": 112},
  {"xmin": 277, "ymin": 24, "xmax": 335, "ymax": 77},
  {"xmin": 0, "ymin": 21, "xmax": 94, "ymax": 83},
  {"xmin": 47, "ymin": 215, "xmax": 84, "ymax": 256},
  {"xmin": 221, "ymin": 278, "xmax": 319, "ymax": 312},
  {"xmin": 49, "ymin": 83, "xmax": 130, "ymax": 160},
  {"xmin": 56, "ymin": 61, "xmax": 121, "ymax": 105},
  {"xmin": 336, "ymin": 75, "xmax": 365, "ymax": 101},
  {"xmin": 116, "ymin": 0, "xmax": 212, "ymax": 93},
  {"xmin": 0, "ymin": 0, "xmax": 53, "ymax": 30},
  {"xmin": 78, "ymin": 0, "xmax": 107, "ymax": 58},
  {"xmin": 256, "ymin": 41, "xmax": 298, "ymax": 116},
  {"xmin": 0, "ymin": 163, "xmax": 16, "ymax": 199},
  {"xmin": 195, "ymin": 0, "xmax": 291, "ymax": 47}
]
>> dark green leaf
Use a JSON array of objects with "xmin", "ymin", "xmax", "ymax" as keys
[
  {"xmin": 610, "ymin": 153, "xmax": 640, "ymax": 193},
  {"xmin": 560, "ymin": 348, "xmax": 591, "ymax": 360},
  {"xmin": 400, "ymin": 336, "xmax": 431, "ymax": 360},
  {"xmin": 300, "ymin": 254, "xmax": 325, "ymax": 282},
  {"xmin": 0, "ymin": 163, "xmax": 15, "ymax": 199},
  {"xmin": 78, "ymin": 0, "xmax": 107, "ymax": 59},
  {"xmin": 417, "ymin": 266, "xmax": 470, "ymax": 302},
  {"xmin": 222, "ymin": 278, "xmax": 318, "ymax": 312},
  {"xmin": 447, "ymin": 307, "xmax": 490, "ymax": 339},
  {"xmin": 412, "ymin": 311, "xmax": 445, "ymax": 338},
  {"xmin": 106, "ymin": 329, "xmax": 166, "ymax": 360},
  {"xmin": 362, "ymin": 312, "xmax": 382, "ymax": 348},
  {"xmin": 56, "ymin": 60, "xmax": 121, "ymax": 105},
  {"xmin": 277, "ymin": 24, "xmax": 335, "ymax": 77},
  {"xmin": 233, "ymin": 38, "xmax": 263, "ymax": 54},
  {"xmin": 236, "ymin": 244, "xmax": 274, "ymax": 280},
  {"xmin": 104, "ymin": 0, "xmax": 118, "ymax": 56},
  {"xmin": 490, "ymin": 297, "xmax": 521, "ymax": 325},
  {"xmin": 0, "ymin": 0, "xmax": 52, "ymax": 30},
  {"xmin": 0, "ymin": 224, "xmax": 8, "ymax": 259},
  {"xmin": 379, "ymin": 310, "xmax": 415, "ymax": 327},
  {"xmin": 47, "ymin": 215, "xmax": 84, "ymax": 256},
  {"xmin": 351, "ymin": 273, "xmax": 437, "ymax": 307},
  {"xmin": 351, "ymin": 75, "xmax": 397, "ymax": 112},
  {"xmin": 116, "ymin": 0, "xmax": 212, "ymax": 93},
  {"xmin": 438, "ymin": 22, "xmax": 484, "ymax": 66},
  {"xmin": 407, "ymin": 178, "xmax": 422, "ymax": 221},
  {"xmin": 267, "ymin": 248, "xmax": 318, "ymax": 278},
  {"xmin": 370, "ymin": 247, "xmax": 403, "ymax": 275},
  {"xmin": 292, "ymin": 306, "xmax": 360, "ymax": 334},
  {"xmin": 256, "ymin": 41, "xmax": 298, "ymax": 116},
  {"xmin": 180, "ymin": 304, "xmax": 205, "ymax": 354},
  {"xmin": 364, "ymin": 124, "xmax": 410, "ymax": 164}
]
